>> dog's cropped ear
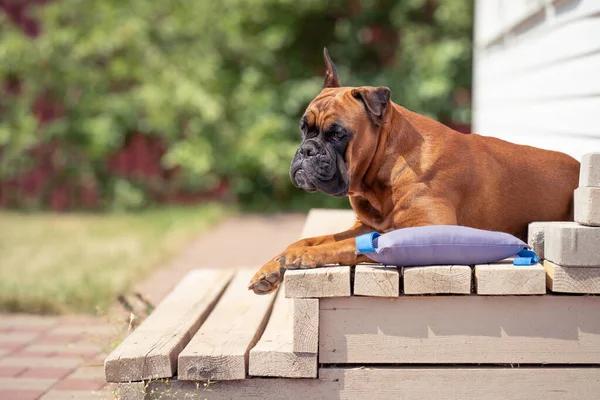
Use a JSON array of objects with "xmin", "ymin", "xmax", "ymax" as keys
[
  {"xmin": 323, "ymin": 47, "xmax": 341, "ymax": 88},
  {"xmin": 351, "ymin": 86, "xmax": 391, "ymax": 125}
]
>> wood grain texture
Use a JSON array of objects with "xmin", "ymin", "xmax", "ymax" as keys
[
  {"xmin": 403, "ymin": 265, "xmax": 471, "ymax": 294},
  {"xmin": 354, "ymin": 265, "xmax": 399, "ymax": 297},
  {"xmin": 178, "ymin": 270, "xmax": 276, "ymax": 381},
  {"xmin": 105, "ymin": 269, "xmax": 234, "ymax": 382},
  {"xmin": 118, "ymin": 382, "xmax": 145, "ymax": 400},
  {"xmin": 300, "ymin": 209, "xmax": 356, "ymax": 239},
  {"xmin": 249, "ymin": 284, "xmax": 317, "ymax": 378},
  {"xmin": 145, "ymin": 367, "xmax": 600, "ymax": 400},
  {"xmin": 284, "ymin": 266, "xmax": 351, "ymax": 298},
  {"xmin": 475, "ymin": 262, "xmax": 546, "ymax": 295},
  {"xmin": 292, "ymin": 298, "xmax": 319, "ymax": 353},
  {"xmin": 319, "ymin": 296, "xmax": 600, "ymax": 364},
  {"xmin": 545, "ymin": 260, "xmax": 600, "ymax": 294}
]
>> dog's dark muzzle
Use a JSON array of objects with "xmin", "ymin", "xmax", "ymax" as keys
[
  {"xmin": 290, "ymin": 140, "xmax": 349, "ymax": 196},
  {"xmin": 291, "ymin": 168, "xmax": 317, "ymax": 192}
]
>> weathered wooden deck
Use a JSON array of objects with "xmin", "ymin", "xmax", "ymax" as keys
[
  {"xmin": 104, "ymin": 208, "xmax": 600, "ymax": 399},
  {"xmin": 107, "ymin": 151, "xmax": 600, "ymax": 399}
]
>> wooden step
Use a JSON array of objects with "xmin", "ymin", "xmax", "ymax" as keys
[
  {"xmin": 284, "ymin": 209, "xmax": 354, "ymax": 298},
  {"xmin": 104, "ymin": 269, "xmax": 234, "ymax": 382},
  {"xmin": 319, "ymin": 295, "xmax": 600, "ymax": 364},
  {"xmin": 285, "ymin": 266, "xmax": 351, "ymax": 298},
  {"xmin": 403, "ymin": 265, "xmax": 471, "ymax": 294},
  {"xmin": 545, "ymin": 260, "xmax": 600, "ymax": 294},
  {"xmin": 475, "ymin": 261, "xmax": 546, "ymax": 295},
  {"xmin": 177, "ymin": 269, "xmax": 277, "ymax": 381},
  {"xmin": 292, "ymin": 298, "xmax": 319, "ymax": 353},
  {"xmin": 124, "ymin": 367, "xmax": 600, "ymax": 400},
  {"xmin": 354, "ymin": 265, "xmax": 400, "ymax": 297},
  {"xmin": 248, "ymin": 283, "xmax": 317, "ymax": 378}
]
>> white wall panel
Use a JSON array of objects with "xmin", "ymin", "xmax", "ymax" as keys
[{"xmin": 473, "ymin": 0, "xmax": 600, "ymax": 161}]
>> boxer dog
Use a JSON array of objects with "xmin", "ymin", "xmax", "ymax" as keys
[{"xmin": 248, "ymin": 48, "xmax": 580, "ymax": 295}]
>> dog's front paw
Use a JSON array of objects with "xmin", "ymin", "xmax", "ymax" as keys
[
  {"xmin": 248, "ymin": 259, "xmax": 283, "ymax": 295},
  {"xmin": 277, "ymin": 247, "xmax": 320, "ymax": 270}
]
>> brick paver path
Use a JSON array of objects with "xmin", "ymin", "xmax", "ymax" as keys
[
  {"xmin": 0, "ymin": 213, "xmax": 306, "ymax": 399},
  {"xmin": 0, "ymin": 314, "xmax": 119, "ymax": 399}
]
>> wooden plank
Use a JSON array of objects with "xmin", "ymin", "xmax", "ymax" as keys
[
  {"xmin": 319, "ymin": 296, "xmax": 600, "ymax": 364},
  {"xmin": 476, "ymin": 97, "xmax": 600, "ymax": 139},
  {"xmin": 403, "ymin": 265, "xmax": 471, "ymax": 295},
  {"xmin": 249, "ymin": 284, "xmax": 317, "ymax": 378},
  {"xmin": 144, "ymin": 367, "xmax": 600, "ymax": 400},
  {"xmin": 292, "ymin": 298, "xmax": 319, "ymax": 353},
  {"xmin": 580, "ymin": 152, "xmax": 600, "ymax": 187},
  {"xmin": 545, "ymin": 222, "xmax": 600, "ymax": 267},
  {"xmin": 354, "ymin": 265, "xmax": 399, "ymax": 297},
  {"xmin": 300, "ymin": 209, "xmax": 356, "ymax": 238},
  {"xmin": 475, "ymin": 262, "xmax": 546, "ymax": 295},
  {"xmin": 284, "ymin": 266, "xmax": 351, "ymax": 298},
  {"xmin": 528, "ymin": 222, "xmax": 546, "ymax": 259},
  {"xmin": 104, "ymin": 269, "xmax": 234, "ymax": 382},
  {"xmin": 476, "ymin": 8, "xmax": 600, "ymax": 76},
  {"xmin": 477, "ymin": 52, "xmax": 600, "ymax": 103},
  {"xmin": 527, "ymin": 221, "xmax": 573, "ymax": 260},
  {"xmin": 473, "ymin": 0, "xmax": 504, "ymax": 47},
  {"xmin": 501, "ymin": 0, "xmax": 544, "ymax": 35},
  {"xmin": 118, "ymin": 382, "xmax": 145, "ymax": 400},
  {"xmin": 545, "ymin": 260, "xmax": 600, "ymax": 294},
  {"xmin": 178, "ymin": 270, "xmax": 276, "ymax": 381},
  {"xmin": 574, "ymin": 187, "xmax": 600, "ymax": 226}
]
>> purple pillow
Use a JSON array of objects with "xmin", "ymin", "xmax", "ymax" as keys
[{"xmin": 356, "ymin": 225, "xmax": 529, "ymax": 266}]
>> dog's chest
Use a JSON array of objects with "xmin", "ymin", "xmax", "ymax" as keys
[{"xmin": 350, "ymin": 195, "xmax": 393, "ymax": 232}]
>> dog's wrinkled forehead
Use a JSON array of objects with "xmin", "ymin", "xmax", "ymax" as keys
[{"xmin": 302, "ymin": 88, "xmax": 358, "ymax": 131}]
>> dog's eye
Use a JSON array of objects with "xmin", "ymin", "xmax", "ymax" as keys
[{"xmin": 331, "ymin": 131, "xmax": 345, "ymax": 141}]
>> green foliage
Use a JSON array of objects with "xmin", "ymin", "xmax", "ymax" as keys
[{"xmin": 0, "ymin": 0, "xmax": 472, "ymax": 210}]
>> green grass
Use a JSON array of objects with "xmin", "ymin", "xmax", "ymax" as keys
[{"xmin": 0, "ymin": 204, "xmax": 229, "ymax": 315}]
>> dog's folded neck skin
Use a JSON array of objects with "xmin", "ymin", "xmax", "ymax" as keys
[{"xmin": 347, "ymin": 102, "xmax": 428, "ymax": 230}]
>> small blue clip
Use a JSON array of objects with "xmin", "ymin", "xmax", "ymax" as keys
[
  {"xmin": 355, "ymin": 232, "xmax": 381, "ymax": 254},
  {"xmin": 513, "ymin": 249, "xmax": 539, "ymax": 266}
]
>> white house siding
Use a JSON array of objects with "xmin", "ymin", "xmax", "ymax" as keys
[{"xmin": 473, "ymin": 0, "xmax": 600, "ymax": 161}]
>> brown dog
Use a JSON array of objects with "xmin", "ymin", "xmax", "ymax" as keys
[{"xmin": 248, "ymin": 48, "xmax": 580, "ymax": 295}]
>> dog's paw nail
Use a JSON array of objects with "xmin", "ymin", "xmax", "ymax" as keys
[
  {"xmin": 266, "ymin": 273, "xmax": 280, "ymax": 284},
  {"xmin": 253, "ymin": 281, "xmax": 272, "ymax": 293}
]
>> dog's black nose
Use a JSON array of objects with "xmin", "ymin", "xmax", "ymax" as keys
[{"xmin": 300, "ymin": 141, "xmax": 319, "ymax": 157}]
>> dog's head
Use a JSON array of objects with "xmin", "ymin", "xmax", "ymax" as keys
[{"xmin": 290, "ymin": 48, "xmax": 392, "ymax": 197}]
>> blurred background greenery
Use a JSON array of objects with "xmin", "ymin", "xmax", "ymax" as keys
[
  {"xmin": 0, "ymin": 0, "xmax": 473, "ymax": 313},
  {"xmin": 0, "ymin": 0, "xmax": 473, "ymax": 212}
]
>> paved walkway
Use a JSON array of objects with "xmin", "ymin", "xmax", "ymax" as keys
[
  {"xmin": 0, "ymin": 315, "xmax": 118, "ymax": 399},
  {"xmin": 0, "ymin": 213, "xmax": 306, "ymax": 399}
]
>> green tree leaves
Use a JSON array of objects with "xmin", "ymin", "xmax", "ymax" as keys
[{"xmin": 0, "ymin": 0, "xmax": 472, "ymax": 210}]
